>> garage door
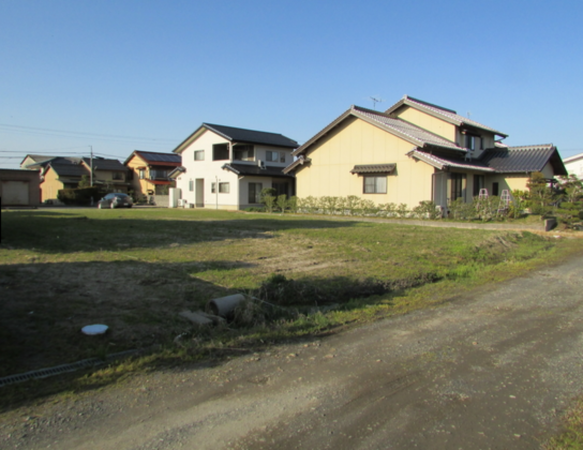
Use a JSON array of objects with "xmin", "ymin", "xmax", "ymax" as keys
[{"xmin": 2, "ymin": 181, "xmax": 29, "ymax": 205}]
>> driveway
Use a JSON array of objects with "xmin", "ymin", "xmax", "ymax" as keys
[{"xmin": 2, "ymin": 254, "xmax": 583, "ymax": 449}]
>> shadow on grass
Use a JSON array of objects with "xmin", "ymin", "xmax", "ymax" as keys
[
  {"xmin": 0, "ymin": 210, "xmax": 360, "ymax": 254},
  {"xmin": 0, "ymin": 252, "xmax": 435, "ymax": 412}
]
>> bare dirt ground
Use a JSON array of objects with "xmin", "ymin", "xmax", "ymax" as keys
[{"xmin": 2, "ymin": 252, "xmax": 583, "ymax": 449}]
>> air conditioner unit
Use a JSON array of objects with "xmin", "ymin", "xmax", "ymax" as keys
[{"xmin": 257, "ymin": 160, "xmax": 266, "ymax": 169}]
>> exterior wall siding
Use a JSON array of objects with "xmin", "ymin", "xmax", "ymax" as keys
[
  {"xmin": 394, "ymin": 106, "xmax": 456, "ymax": 141},
  {"xmin": 175, "ymin": 129, "xmax": 294, "ymax": 210},
  {"xmin": 40, "ymin": 169, "xmax": 64, "ymax": 204},
  {"xmin": 295, "ymin": 118, "xmax": 435, "ymax": 209}
]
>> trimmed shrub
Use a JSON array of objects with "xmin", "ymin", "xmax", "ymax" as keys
[{"xmin": 58, "ymin": 187, "xmax": 105, "ymax": 206}]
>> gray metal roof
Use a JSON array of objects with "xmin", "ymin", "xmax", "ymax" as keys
[
  {"xmin": 222, "ymin": 163, "xmax": 293, "ymax": 178},
  {"xmin": 350, "ymin": 164, "xmax": 396, "ymax": 174},
  {"xmin": 82, "ymin": 157, "xmax": 125, "ymax": 171},
  {"xmin": 385, "ymin": 95, "xmax": 508, "ymax": 138},
  {"xmin": 293, "ymin": 106, "xmax": 465, "ymax": 159},
  {"xmin": 50, "ymin": 163, "xmax": 89, "ymax": 177},
  {"xmin": 204, "ymin": 123, "xmax": 299, "ymax": 148},
  {"xmin": 132, "ymin": 151, "xmax": 181, "ymax": 164},
  {"xmin": 479, "ymin": 144, "xmax": 567, "ymax": 175},
  {"xmin": 354, "ymin": 107, "xmax": 464, "ymax": 151},
  {"xmin": 407, "ymin": 150, "xmax": 495, "ymax": 173}
]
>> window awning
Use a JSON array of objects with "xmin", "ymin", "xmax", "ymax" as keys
[{"xmin": 350, "ymin": 164, "xmax": 396, "ymax": 174}]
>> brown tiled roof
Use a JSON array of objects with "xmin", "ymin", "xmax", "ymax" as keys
[{"xmin": 350, "ymin": 164, "xmax": 396, "ymax": 174}]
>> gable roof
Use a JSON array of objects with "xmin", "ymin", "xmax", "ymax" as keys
[
  {"xmin": 47, "ymin": 162, "xmax": 89, "ymax": 178},
  {"xmin": 385, "ymin": 95, "xmax": 508, "ymax": 138},
  {"xmin": 124, "ymin": 150, "xmax": 181, "ymax": 166},
  {"xmin": 479, "ymin": 144, "xmax": 567, "ymax": 175},
  {"xmin": 173, "ymin": 123, "xmax": 298, "ymax": 154},
  {"xmin": 20, "ymin": 154, "xmax": 57, "ymax": 169},
  {"xmin": 82, "ymin": 157, "xmax": 125, "ymax": 171},
  {"xmin": 292, "ymin": 105, "xmax": 465, "ymax": 160}
]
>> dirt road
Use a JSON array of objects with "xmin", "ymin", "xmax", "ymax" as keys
[{"xmin": 3, "ymin": 254, "xmax": 583, "ymax": 449}]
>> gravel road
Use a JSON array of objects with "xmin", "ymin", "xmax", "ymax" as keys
[{"xmin": 2, "ymin": 253, "xmax": 583, "ymax": 449}]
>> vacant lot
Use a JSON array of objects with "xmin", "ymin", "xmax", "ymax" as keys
[{"xmin": 1, "ymin": 208, "xmax": 582, "ymax": 403}]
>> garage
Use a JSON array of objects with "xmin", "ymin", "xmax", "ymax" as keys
[{"xmin": 0, "ymin": 169, "xmax": 40, "ymax": 207}]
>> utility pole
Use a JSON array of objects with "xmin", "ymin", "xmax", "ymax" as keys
[
  {"xmin": 215, "ymin": 176, "xmax": 219, "ymax": 210},
  {"xmin": 90, "ymin": 145, "xmax": 94, "ymax": 187}
]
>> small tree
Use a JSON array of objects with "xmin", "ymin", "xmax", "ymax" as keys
[
  {"xmin": 558, "ymin": 174, "xmax": 583, "ymax": 204},
  {"xmin": 78, "ymin": 175, "xmax": 91, "ymax": 188},
  {"xmin": 287, "ymin": 196, "xmax": 298, "ymax": 214},
  {"xmin": 276, "ymin": 194, "xmax": 287, "ymax": 214},
  {"xmin": 527, "ymin": 172, "xmax": 552, "ymax": 214},
  {"xmin": 261, "ymin": 188, "xmax": 276, "ymax": 213}
]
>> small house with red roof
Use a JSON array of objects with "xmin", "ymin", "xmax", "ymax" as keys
[{"xmin": 124, "ymin": 150, "xmax": 181, "ymax": 201}]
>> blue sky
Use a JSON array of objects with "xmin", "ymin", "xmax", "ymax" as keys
[{"xmin": 1, "ymin": 0, "xmax": 582, "ymax": 169}]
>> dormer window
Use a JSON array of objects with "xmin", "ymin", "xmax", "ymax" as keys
[{"xmin": 463, "ymin": 133, "xmax": 482, "ymax": 151}]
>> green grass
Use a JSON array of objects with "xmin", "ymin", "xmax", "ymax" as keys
[
  {"xmin": 545, "ymin": 398, "xmax": 583, "ymax": 449},
  {"xmin": 1, "ymin": 207, "xmax": 583, "ymax": 410}
]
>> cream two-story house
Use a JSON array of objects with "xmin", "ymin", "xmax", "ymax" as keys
[
  {"xmin": 171, "ymin": 123, "xmax": 298, "ymax": 209},
  {"xmin": 284, "ymin": 95, "xmax": 567, "ymax": 211}
]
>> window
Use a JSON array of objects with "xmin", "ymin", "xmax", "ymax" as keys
[
  {"xmin": 112, "ymin": 172, "xmax": 123, "ymax": 180},
  {"xmin": 150, "ymin": 169, "xmax": 167, "ymax": 179},
  {"xmin": 213, "ymin": 144, "xmax": 229, "ymax": 161},
  {"xmin": 450, "ymin": 173, "xmax": 465, "ymax": 200},
  {"xmin": 194, "ymin": 150, "xmax": 205, "ymax": 161},
  {"xmin": 189, "ymin": 180, "xmax": 194, "ymax": 192},
  {"xmin": 249, "ymin": 182, "xmax": 263, "ymax": 203},
  {"xmin": 280, "ymin": 153, "xmax": 286, "ymax": 163},
  {"xmin": 363, "ymin": 176, "xmax": 387, "ymax": 194},
  {"xmin": 211, "ymin": 182, "xmax": 230, "ymax": 193},
  {"xmin": 473, "ymin": 175, "xmax": 485, "ymax": 196},
  {"xmin": 138, "ymin": 169, "xmax": 145, "ymax": 180},
  {"xmin": 266, "ymin": 151, "xmax": 279, "ymax": 162},
  {"xmin": 492, "ymin": 182, "xmax": 499, "ymax": 196},
  {"xmin": 464, "ymin": 134, "xmax": 482, "ymax": 151},
  {"xmin": 234, "ymin": 145, "xmax": 254, "ymax": 161}
]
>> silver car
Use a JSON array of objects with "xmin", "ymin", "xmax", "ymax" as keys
[{"xmin": 97, "ymin": 193, "xmax": 133, "ymax": 209}]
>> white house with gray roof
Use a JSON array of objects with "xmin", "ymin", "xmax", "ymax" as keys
[{"xmin": 170, "ymin": 123, "xmax": 298, "ymax": 209}]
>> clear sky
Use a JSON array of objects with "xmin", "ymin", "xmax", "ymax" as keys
[{"xmin": 1, "ymin": 0, "xmax": 583, "ymax": 169}]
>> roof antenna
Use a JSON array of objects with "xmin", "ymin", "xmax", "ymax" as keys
[
  {"xmin": 467, "ymin": 111, "xmax": 471, "ymax": 119},
  {"xmin": 370, "ymin": 96, "xmax": 384, "ymax": 110}
]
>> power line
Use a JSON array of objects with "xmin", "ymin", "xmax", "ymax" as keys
[{"xmin": 0, "ymin": 123, "xmax": 177, "ymax": 143}]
